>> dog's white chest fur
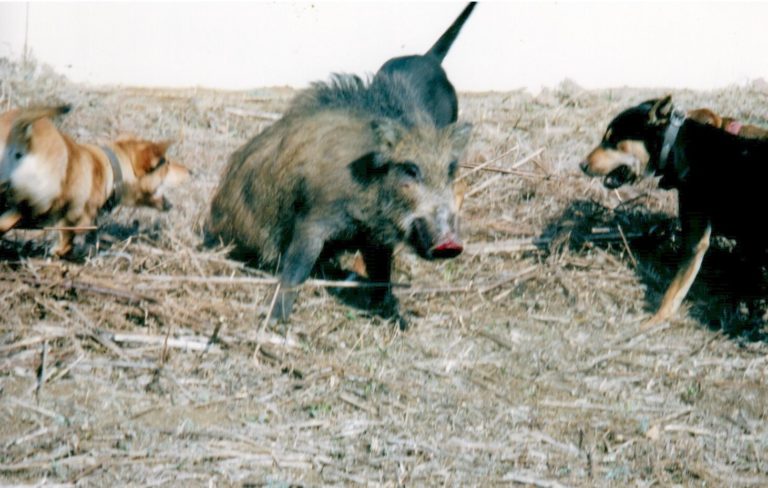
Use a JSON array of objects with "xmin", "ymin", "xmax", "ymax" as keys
[{"xmin": 10, "ymin": 154, "xmax": 62, "ymax": 214}]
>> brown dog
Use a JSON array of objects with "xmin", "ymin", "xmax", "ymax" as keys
[
  {"xmin": 0, "ymin": 105, "xmax": 190, "ymax": 256},
  {"xmin": 687, "ymin": 108, "xmax": 768, "ymax": 139}
]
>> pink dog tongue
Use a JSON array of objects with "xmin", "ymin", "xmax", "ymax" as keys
[{"xmin": 431, "ymin": 238, "xmax": 463, "ymax": 258}]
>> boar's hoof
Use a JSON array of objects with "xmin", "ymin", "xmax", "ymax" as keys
[
  {"xmin": 393, "ymin": 314, "xmax": 409, "ymax": 331},
  {"xmin": 372, "ymin": 294, "xmax": 409, "ymax": 330},
  {"xmin": 269, "ymin": 289, "xmax": 298, "ymax": 323}
]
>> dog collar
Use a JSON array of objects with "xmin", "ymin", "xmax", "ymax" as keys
[
  {"xmin": 101, "ymin": 145, "xmax": 124, "ymax": 212},
  {"xmin": 657, "ymin": 107, "xmax": 686, "ymax": 172}
]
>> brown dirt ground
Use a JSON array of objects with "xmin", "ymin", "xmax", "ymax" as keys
[{"xmin": 1, "ymin": 58, "xmax": 767, "ymax": 487}]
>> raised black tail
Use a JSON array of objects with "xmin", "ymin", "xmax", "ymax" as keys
[{"xmin": 426, "ymin": 2, "xmax": 477, "ymax": 63}]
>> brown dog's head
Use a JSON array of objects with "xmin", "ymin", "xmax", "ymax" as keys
[
  {"xmin": 687, "ymin": 108, "xmax": 723, "ymax": 128},
  {"xmin": 114, "ymin": 138, "xmax": 190, "ymax": 211},
  {"xmin": 579, "ymin": 96, "xmax": 676, "ymax": 189},
  {"xmin": 688, "ymin": 108, "xmax": 768, "ymax": 140}
]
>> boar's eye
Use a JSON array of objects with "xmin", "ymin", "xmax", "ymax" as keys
[
  {"xmin": 398, "ymin": 161, "xmax": 422, "ymax": 181},
  {"xmin": 448, "ymin": 159, "xmax": 458, "ymax": 180}
]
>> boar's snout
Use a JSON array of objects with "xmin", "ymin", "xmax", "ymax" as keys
[
  {"xmin": 408, "ymin": 204, "xmax": 463, "ymax": 260},
  {"xmin": 431, "ymin": 234, "xmax": 463, "ymax": 258}
]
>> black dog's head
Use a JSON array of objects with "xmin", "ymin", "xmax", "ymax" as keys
[{"xmin": 580, "ymin": 96, "xmax": 675, "ymax": 189}]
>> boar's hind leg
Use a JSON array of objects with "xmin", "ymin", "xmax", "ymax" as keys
[{"xmin": 269, "ymin": 222, "xmax": 329, "ymax": 322}]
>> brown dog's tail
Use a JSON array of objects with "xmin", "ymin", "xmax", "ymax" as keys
[
  {"xmin": 2, "ymin": 105, "xmax": 71, "ymax": 182},
  {"xmin": 426, "ymin": 2, "xmax": 476, "ymax": 63},
  {"xmin": 8, "ymin": 104, "xmax": 71, "ymax": 143}
]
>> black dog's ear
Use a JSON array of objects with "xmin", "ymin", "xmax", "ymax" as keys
[
  {"xmin": 348, "ymin": 152, "xmax": 390, "ymax": 186},
  {"xmin": 649, "ymin": 95, "xmax": 673, "ymax": 124}
]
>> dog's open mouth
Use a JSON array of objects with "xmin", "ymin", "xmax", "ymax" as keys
[{"xmin": 603, "ymin": 165, "xmax": 636, "ymax": 189}]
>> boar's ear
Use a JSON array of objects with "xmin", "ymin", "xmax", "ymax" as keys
[
  {"xmin": 649, "ymin": 95, "xmax": 673, "ymax": 124},
  {"xmin": 371, "ymin": 119, "xmax": 402, "ymax": 150},
  {"xmin": 450, "ymin": 122, "xmax": 472, "ymax": 157}
]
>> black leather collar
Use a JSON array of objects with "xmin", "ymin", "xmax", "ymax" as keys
[
  {"xmin": 101, "ymin": 145, "xmax": 124, "ymax": 213},
  {"xmin": 657, "ymin": 107, "xmax": 686, "ymax": 172}
]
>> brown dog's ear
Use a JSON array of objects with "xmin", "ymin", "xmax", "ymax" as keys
[
  {"xmin": 116, "ymin": 133, "xmax": 138, "ymax": 143},
  {"xmin": 649, "ymin": 95, "xmax": 673, "ymax": 124},
  {"xmin": 156, "ymin": 140, "xmax": 173, "ymax": 153}
]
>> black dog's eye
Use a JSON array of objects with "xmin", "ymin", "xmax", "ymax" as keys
[
  {"xmin": 398, "ymin": 161, "xmax": 422, "ymax": 181},
  {"xmin": 448, "ymin": 159, "xmax": 458, "ymax": 180}
]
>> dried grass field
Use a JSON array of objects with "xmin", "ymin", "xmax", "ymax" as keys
[{"xmin": 1, "ymin": 59, "xmax": 767, "ymax": 486}]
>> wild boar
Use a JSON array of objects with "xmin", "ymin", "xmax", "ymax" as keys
[{"xmin": 207, "ymin": 73, "xmax": 471, "ymax": 327}]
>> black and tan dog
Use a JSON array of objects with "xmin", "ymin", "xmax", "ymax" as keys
[
  {"xmin": 376, "ymin": 2, "xmax": 476, "ymax": 128},
  {"xmin": 580, "ymin": 96, "xmax": 768, "ymax": 326}
]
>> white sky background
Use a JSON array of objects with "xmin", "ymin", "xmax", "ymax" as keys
[{"xmin": 1, "ymin": 2, "xmax": 767, "ymax": 92}]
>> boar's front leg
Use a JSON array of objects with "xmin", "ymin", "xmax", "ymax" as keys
[
  {"xmin": 361, "ymin": 242, "xmax": 407, "ymax": 329},
  {"xmin": 269, "ymin": 220, "xmax": 329, "ymax": 322}
]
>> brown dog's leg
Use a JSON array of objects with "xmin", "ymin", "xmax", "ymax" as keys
[
  {"xmin": 0, "ymin": 209, "xmax": 22, "ymax": 234},
  {"xmin": 53, "ymin": 229, "xmax": 75, "ymax": 257},
  {"xmin": 643, "ymin": 223, "xmax": 711, "ymax": 328},
  {"xmin": 52, "ymin": 214, "xmax": 93, "ymax": 257}
]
